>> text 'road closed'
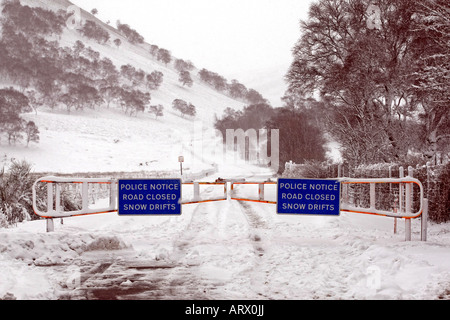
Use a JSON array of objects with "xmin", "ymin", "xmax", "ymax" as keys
[
  {"xmin": 277, "ymin": 178, "xmax": 340, "ymax": 215},
  {"xmin": 118, "ymin": 179, "xmax": 181, "ymax": 215}
]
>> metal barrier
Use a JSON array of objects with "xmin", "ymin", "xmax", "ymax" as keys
[
  {"xmin": 339, "ymin": 177, "xmax": 424, "ymax": 218},
  {"xmin": 339, "ymin": 177, "xmax": 427, "ymax": 241},
  {"xmin": 32, "ymin": 176, "xmax": 228, "ymax": 231},
  {"xmin": 230, "ymin": 181, "xmax": 277, "ymax": 204},
  {"xmin": 32, "ymin": 176, "xmax": 427, "ymax": 240},
  {"xmin": 181, "ymin": 181, "xmax": 227, "ymax": 204},
  {"xmin": 33, "ymin": 176, "xmax": 117, "ymax": 231}
]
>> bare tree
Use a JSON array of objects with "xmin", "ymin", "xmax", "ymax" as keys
[
  {"xmin": 285, "ymin": 0, "xmax": 429, "ymax": 164},
  {"xmin": 410, "ymin": 0, "xmax": 450, "ymax": 162}
]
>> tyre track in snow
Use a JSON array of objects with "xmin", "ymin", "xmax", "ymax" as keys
[
  {"xmin": 59, "ymin": 188, "xmax": 246, "ymax": 300},
  {"xmin": 59, "ymin": 201, "xmax": 222, "ymax": 300},
  {"xmin": 235, "ymin": 200, "xmax": 268, "ymax": 257},
  {"xmin": 55, "ymin": 178, "xmax": 276, "ymax": 300},
  {"xmin": 232, "ymin": 199, "xmax": 278, "ymax": 299}
]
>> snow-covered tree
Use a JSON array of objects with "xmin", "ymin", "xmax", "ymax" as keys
[
  {"xmin": 24, "ymin": 121, "xmax": 39, "ymax": 147},
  {"xmin": 285, "ymin": 0, "xmax": 447, "ymax": 164},
  {"xmin": 149, "ymin": 104, "xmax": 164, "ymax": 119},
  {"xmin": 410, "ymin": 0, "xmax": 450, "ymax": 162}
]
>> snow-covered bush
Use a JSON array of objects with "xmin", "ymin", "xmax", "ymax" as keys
[
  {"xmin": 0, "ymin": 160, "xmax": 34, "ymax": 227},
  {"xmin": 0, "ymin": 161, "xmax": 85, "ymax": 227}
]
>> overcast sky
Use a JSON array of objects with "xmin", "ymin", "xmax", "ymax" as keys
[{"xmin": 71, "ymin": 0, "xmax": 314, "ymax": 105}]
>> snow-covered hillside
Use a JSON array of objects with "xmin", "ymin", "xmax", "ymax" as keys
[{"xmin": 1, "ymin": 0, "xmax": 249, "ymax": 174}]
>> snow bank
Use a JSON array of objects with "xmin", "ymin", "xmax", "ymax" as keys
[{"xmin": 1, "ymin": 196, "xmax": 450, "ymax": 300}]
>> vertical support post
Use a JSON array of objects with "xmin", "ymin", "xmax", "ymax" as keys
[
  {"xmin": 421, "ymin": 198, "xmax": 428, "ymax": 242},
  {"xmin": 405, "ymin": 219, "xmax": 411, "ymax": 241},
  {"xmin": 388, "ymin": 166, "xmax": 392, "ymax": 193},
  {"xmin": 405, "ymin": 169, "xmax": 412, "ymax": 241},
  {"xmin": 55, "ymin": 183, "xmax": 61, "ymax": 214},
  {"xmin": 227, "ymin": 182, "xmax": 232, "ymax": 200},
  {"xmin": 399, "ymin": 166, "xmax": 404, "ymax": 214},
  {"xmin": 223, "ymin": 182, "xmax": 227, "ymax": 200},
  {"xmin": 370, "ymin": 183, "xmax": 376, "ymax": 209},
  {"xmin": 193, "ymin": 182, "xmax": 200, "ymax": 202},
  {"xmin": 342, "ymin": 182, "xmax": 348, "ymax": 207},
  {"xmin": 47, "ymin": 182, "xmax": 53, "ymax": 215},
  {"xmin": 258, "ymin": 183, "xmax": 264, "ymax": 201},
  {"xmin": 394, "ymin": 214, "xmax": 397, "ymax": 234},
  {"xmin": 109, "ymin": 179, "xmax": 117, "ymax": 210},
  {"xmin": 82, "ymin": 182, "xmax": 89, "ymax": 211},
  {"xmin": 389, "ymin": 166, "xmax": 397, "ymax": 234},
  {"xmin": 338, "ymin": 164, "xmax": 342, "ymax": 178},
  {"xmin": 46, "ymin": 218, "xmax": 54, "ymax": 232}
]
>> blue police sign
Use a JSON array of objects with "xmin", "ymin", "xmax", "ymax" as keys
[
  {"xmin": 277, "ymin": 178, "xmax": 340, "ymax": 215},
  {"xmin": 118, "ymin": 179, "xmax": 181, "ymax": 215}
]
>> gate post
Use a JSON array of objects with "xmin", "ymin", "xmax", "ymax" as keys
[
  {"xmin": 109, "ymin": 179, "xmax": 117, "ymax": 210},
  {"xmin": 46, "ymin": 182, "xmax": 54, "ymax": 232},
  {"xmin": 194, "ymin": 182, "xmax": 200, "ymax": 201},
  {"xmin": 405, "ymin": 167, "xmax": 413, "ymax": 241},
  {"xmin": 405, "ymin": 218, "xmax": 411, "ymax": 241},
  {"xmin": 370, "ymin": 183, "xmax": 376, "ymax": 209},
  {"xmin": 46, "ymin": 218, "xmax": 54, "ymax": 232},
  {"xmin": 258, "ymin": 183, "xmax": 264, "ymax": 201},
  {"xmin": 82, "ymin": 182, "xmax": 89, "ymax": 211},
  {"xmin": 421, "ymin": 198, "xmax": 428, "ymax": 241},
  {"xmin": 47, "ymin": 182, "xmax": 53, "ymax": 215}
]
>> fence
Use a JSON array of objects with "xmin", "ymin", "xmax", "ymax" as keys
[{"xmin": 283, "ymin": 161, "xmax": 449, "ymax": 223}]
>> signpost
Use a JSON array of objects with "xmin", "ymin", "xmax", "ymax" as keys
[
  {"xmin": 118, "ymin": 179, "xmax": 182, "ymax": 215},
  {"xmin": 178, "ymin": 156, "xmax": 184, "ymax": 176},
  {"xmin": 277, "ymin": 178, "xmax": 340, "ymax": 215}
]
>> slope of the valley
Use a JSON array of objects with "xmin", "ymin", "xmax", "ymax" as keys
[{"xmin": 1, "ymin": 0, "xmax": 249, "ymax": 175}]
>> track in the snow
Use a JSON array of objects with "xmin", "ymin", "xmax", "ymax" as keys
[
  {"xmin": 56, "ymin": 200, "xmax": 234, "ymax": 300},
  {"xmin": 55, "ymin": 181, "xmax": 275, "ymax": 300}
]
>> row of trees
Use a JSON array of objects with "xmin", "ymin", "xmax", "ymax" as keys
[
  {"xmin": 0, "ymin": 0, "xmax": 167, "ymax": 118},
  {"xmin": 149, "ymin": 45, "xmax": 173, "ymax": 65},
  {"xmin": 79, "ymin": 20, "xmax": 110, "ymax": 44},
  {"xmin": 215, "ymin": 103, "xmax": 327, "ymax": 172},
  {"xmin": 116, "ymin": 20, "xmax": 144, "ymax": 44},
  {"xmin": 1, "ymin": 0, "xmax": 263, "ymax": 134},
  {"xmin": 172, "ymin": 99, "xmax": 197, "ymax": 117},
  {"xmin": 148, "ymin": 43, "xmax": 267, "ymax": 102},
  {"xmin": 199, "ymin": 68, "xmax": 266, "ymax": 104},
  {"xmin": 0, "ymin": 0, "xmax": 65, "ymax": 37},
  {"xmin": 285, "ymin": 0, "xmax": 449, "ymax": 165},
  {"xmin": 120, "ymin": 63, "xmax": 164, "ymax": 89},
  {"xmin": 71, "ymin": 3, "xmax": 266, "ymax": 105}
]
